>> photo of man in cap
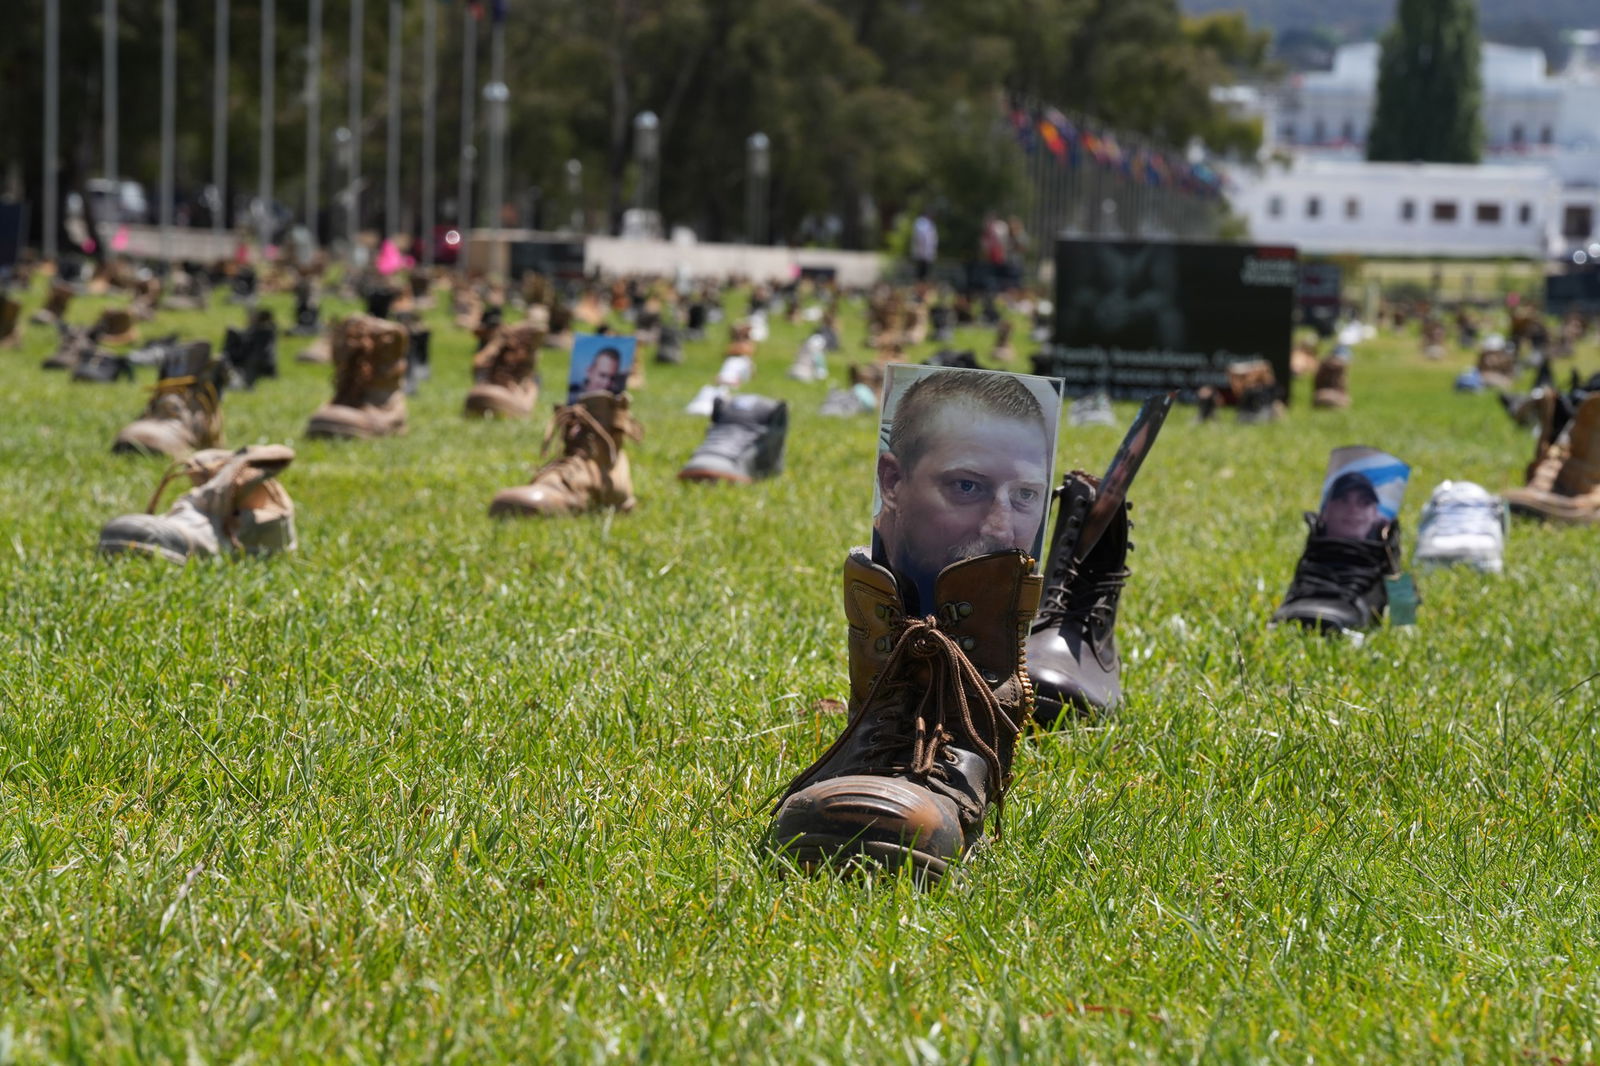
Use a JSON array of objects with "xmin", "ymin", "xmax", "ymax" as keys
[
  {"xmin": 1320, "ymin": 470, "xmax": 1383, "ymax": 540},
  {"xmin": 873, "ymin": 367, "xmax": 1059, "ymax": 610}
]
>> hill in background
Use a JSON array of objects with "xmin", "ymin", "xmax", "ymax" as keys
[{"xmin": 1180, "ymin": 0, "xmax": 1597, "ymax": 70}]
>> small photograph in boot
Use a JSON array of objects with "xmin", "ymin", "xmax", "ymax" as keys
[
  {"xmin": 1319, "ymin": 446, "xmax": 1410, "ymax": 541},
  {"xmin": 567, "ymin": 334, "xmax": 636, "ymax": 404},
  {"xmin": 872, "ymin": 364, "xmax": 1063, "ymax": 608}
]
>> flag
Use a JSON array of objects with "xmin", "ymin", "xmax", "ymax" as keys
[
  {"xmin": 1010, "ymin": 109, "xmax": 1036, "ymax": 154},
  {"xmin": 1038, "ymin": 118, "xmax": 1066, "ymax": 160}
]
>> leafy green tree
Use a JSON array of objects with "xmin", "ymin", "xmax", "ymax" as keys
[{"xmin": 1367, "ymin": 0, "xmax": 1484, "ymax": 164}]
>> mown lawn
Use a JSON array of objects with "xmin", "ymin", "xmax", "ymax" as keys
[{"xmin": 1, "ymin": 275, "xmax": 1598, "ymax": 1063}]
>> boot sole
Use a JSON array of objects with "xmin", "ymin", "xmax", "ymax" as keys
[
  {"xmin": 677, "ymin": 469, "xmax": 753, "ymax": 485},
  {"xmin": 98, "ymin": 538, "xmax": 189, "ymax": 565},
  {"xmin": 773, "ymin": 834, "xmax": 952, "ymax": 884}
]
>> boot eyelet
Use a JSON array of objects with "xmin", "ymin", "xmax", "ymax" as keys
[
  {"xmin": 957, "ymin": 601, "xmax": 973, "ymax": 618},
  {"xmin": 960, "ymin": 636, "xmax": 976, "ymax": 652},
  {"xmin": 874, "ymin": 636, "xmax": 891, "ymax": 653},
  {"xmin": 983, "ymin": 671, "xmax": 1000, "ymax": 684}
]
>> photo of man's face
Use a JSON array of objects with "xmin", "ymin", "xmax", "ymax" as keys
[
  {"xmin": 873, "ymin": 368, "xmax": 1058, "ymax": 607},
  {"xmin": 1321, "ymin": 471, "xmax": 1381, "ymax": 539},
  {"xmin": 584, "ymin": 348, "xmax": 622, "ymax": 394}
]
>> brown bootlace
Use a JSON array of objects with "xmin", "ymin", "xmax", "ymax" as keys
[
  {"xmin": 144, "ymin": 375, "xmax": 219, "ymax": 418},
  {"xmin": 860, "ymin": 615, "xmax": 1021, "ymax": 834}
]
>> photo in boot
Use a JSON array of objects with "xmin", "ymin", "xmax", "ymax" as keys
[
  {"xmin": 566, "ymin": 334, "xmax": 636, "ymax": 405},
  {"xmin": 871, "ymin": 364, "xmax": 1062, "ymax": 612},
  {"xmin": 1273, "ymin": 445, "xmax": 1410, "ymax": 634}
]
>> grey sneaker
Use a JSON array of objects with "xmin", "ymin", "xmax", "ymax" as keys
[{"xmin": 1068, "ymin": 391, "xmax": 1118, "ymax": 428}]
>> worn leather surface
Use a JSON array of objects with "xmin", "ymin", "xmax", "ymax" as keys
[
  {"xmin": 769, "ymin": 549, "xmax": 1041, "ymax": 872},
  {"xmin": 307, "ymin": 315, "xmax": 409, "ymax": 439},
  {"xmin": 490, "ymin": 392, "xmax": 641, "ymax": 517}
]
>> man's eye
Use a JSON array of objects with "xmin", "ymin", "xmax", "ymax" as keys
[{"xmin": 950, "ymin": 479, "xmax": 982, "ymax": 497}]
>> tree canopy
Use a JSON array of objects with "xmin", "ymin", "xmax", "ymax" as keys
[
  {"xmin": 0, "ymin": 0, "xmax": 1270, "ymax": 252},
  {"xmin": 1367, "ymin": 0, "xmax": 1484, "ymax": 164}
]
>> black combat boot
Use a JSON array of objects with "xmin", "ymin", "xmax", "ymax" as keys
[
  {"xmin": 678, "ymin": 395, "xmax": 788, "ymax": 483},
  {"xmin": 1271, "ymin": 515, "xmax": 1402, "ymax": 633},
  {"xmin": 1026, "ymin": 472, "xmax": 1129, "ymax": 726}
]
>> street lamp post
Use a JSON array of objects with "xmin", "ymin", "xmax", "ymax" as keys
[
  {"xmin": 484, "ymin": 80, "xmax": 509, "ymax": 232},
  {"xmin": 565, "ymin": 158, "xmax": 583, "ymax": 233},
  {"xmin": 745, "ymin": 131, "xmax": 770, "ymax": 245},
  {"xmin": 632, "ymin": 110, "xmax": 659, "ymax": 233}
]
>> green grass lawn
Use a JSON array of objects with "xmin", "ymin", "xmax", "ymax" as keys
[{"xmin": 1, "ymin": 279, "xmax": 1598, "ymax": 1063}]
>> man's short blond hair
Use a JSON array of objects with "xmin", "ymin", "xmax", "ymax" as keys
[{"xmin": 888, "ymin": 371, "xmax": 1048, "ymax": 474}]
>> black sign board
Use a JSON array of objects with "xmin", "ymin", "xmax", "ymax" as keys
[
  {"xmin": 0, "ymin": 201, "xmax": 26, "ymax": 270},
  {"xmin": 1546, "ymin": 270, "xmax": 1600, "ymax": 315},
  {"xmin": 1298, "ymin": 261, "xmax": 1342, "ymax": 336},
  {"xmin": 1043, "ymin": 238, "xmax": 1297, "ymax": 400},
  {"xmin": 507, "ymin": 238, "xmax": 587, "ymax": 281}
]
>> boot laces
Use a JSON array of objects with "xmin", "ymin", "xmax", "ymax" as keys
[
  {"xmin": 859, "ymin": 616, "xmax": 1020, "ymax": 830},
  {"xmin": 1038, "ymin": 556, "xmax": 1127, "ymax": 631},
  {"xmin": 1290, "ymin": 534, "xmax": 1388, "ymax": 601}
]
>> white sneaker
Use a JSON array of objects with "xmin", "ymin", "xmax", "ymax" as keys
[
  {"xmin": 685, "ymin": 384, "xmax": 728, "ymax": 416},
  {"xmin": 1068, "ymin": 391, "xmax": 1118, "ymax": 428},
  {"xmin": 1415, "ymin": 480, "xmax": 1505, "ymax": 573}
]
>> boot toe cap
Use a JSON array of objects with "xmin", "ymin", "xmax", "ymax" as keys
[
  {"xmin": 489, "ymin": 485, "xmax": 571, "ymax": 518},
  {"xmin": 1271, "ymin": 597, "xmax": 1368, "ymax": 634},
  {"xmin": 98, "ymin": 514, "xmax": 197, "ymax": 563},
  {"xmin": 767, "ymin": 775, "xmax": 964, "ymax": 874},
  {"xmin": 113, "ymin": 420, "xmax": 193, "ymax": 458}
]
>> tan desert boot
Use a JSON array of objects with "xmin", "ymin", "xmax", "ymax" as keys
[
  {"xmin": 1311, "ymin": 353, "xmax": 1351, "ymax": 408},
  {"xmin": 30, "ymin": 282, "xmax": 73, "ymax": 326},
  {"xmin": 98, "ymin": 445, "xmax": 298, "ymax": 563},
  {"xmin": 489, "ymin": 391, "xmax": 643, "ymax": 517},
  {"xmin": 113, "ymin": 344, "xmax": 226, "ymax": 457},
  {"xmin": 465, "ymin": 322, "xmax": 543, "ymax": 418},
  {"xmin": 766, "ymin": 549, "xmax": 1042, "ymax": 883},
  {"xmin": 0, "ymin": 292, "xmax": 19, "ymax": 347},
  {"xmin": 1505, "ymin": 394, "xmax": 1600, "ymax": 522},
  {"xmin": 306, "ymin": 314, "xmax": 409, "ymax": 439}
]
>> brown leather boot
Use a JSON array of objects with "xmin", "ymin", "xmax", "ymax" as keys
[
  {"xmin": 306, "ymin": 314, "xmax": 409, "ymax": 439},
  {"xmin": 30, "ymin": 282, "xmax": 73, "ymax": 326},
  {"xmin": 465, "ymin": 322, "xmax": 542, "ymax": 418},
  {"xmin": 112, "ymin": 343, "xmax": 226, "ymax": 457},
  {"xmin": 1311, "ymin": 354, "xmax": 1350, "ymax": 408},
  {"xmin": 767, "ymin": 549, "xmax": 1042, "ymax": 883},
  {"xmin": 489, "ymin": 391, "xmax": 643, "ymax": 517},
  {"xmin": 98, "ymin": 445, "xmax": 298, "ymax": 563},
  {"xmin": 0, "ymin": 292, "xmax": 20, "ymax": 346},
  {"xmin": 1505, "ymin": 394, "xmax": 1600, "ymax": 522}
]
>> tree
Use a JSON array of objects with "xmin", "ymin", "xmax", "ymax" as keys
[{"xmin": 1367, "ymin": 0, "xmax": 1483, "ymax": 164}]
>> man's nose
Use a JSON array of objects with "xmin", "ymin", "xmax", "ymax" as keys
[{"xmin": 979, "ymin": 496, "xmax": 1012, "ymax": 540}]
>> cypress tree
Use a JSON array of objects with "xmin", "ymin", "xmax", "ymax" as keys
[{"xmin": 1367, "ymin": 0, "xmax": 1484, "ymax": 164}]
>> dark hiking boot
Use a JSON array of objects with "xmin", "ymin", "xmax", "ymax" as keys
[
  {"xmin": 489, "ymin": 391, "xmax": 643, "ymax": 517},
  {"xmin": 1026, "ymin": 472, "xmax": 1130, "ymax": 725},
  {"xmin": 766, "ymin": 549, "xmax": 1042, "ymax": 883},
  {"xmin": 1272, "ymin": 513, "xmax": 1402, "ymax": 634},
  {"xmin": 222, "ymin": 310, "xmax": 279, "ymax": 389},
  {"xmin": 678, "ymin": 395, "xmax": 787, "ymax": 483},
  {"xmin": 0, "ymin": 292, "xmax": 20, "ymax": 346},
  {"xmin": 404, "ymin": 324, "xmax": 432, "ymax": 395}
]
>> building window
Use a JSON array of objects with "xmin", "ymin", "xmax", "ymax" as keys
[
  {"xmin": 1511, "ymin": 123, "xmax": 1525, "ymax": 146},
  {"xmin": 1268, "ymin": 196, "xmax": 1283, "ymax": 219},
  {"xmin": 1306, "ymin": 196, "xmax": 1322, "ymax": 219},
  {"xmin": 1312, "ymin": 119, "xmax": 1326, "ymax": 144},
  {"xmin": 1540, "ymin": 126, "xmax": 1554, "ymax": 145},
  {"xmin": 1280, "ymin": 123, "xmax": 1296, "ymax": 144},
  {"xmin": 1476, "ymin": 202, "xmax": 1502, "ymax": 224},
  {"xmin": 1341, "ymin": 120, "xmax": 1355, "ymax": 143},
  {"xmin": 1345, "ymin": 197, "xmax": 1360, "ymax": 220},
  {"xmin": 1432, "ymin": 201, "xmax": 1459, "ymax": 223},
  {"xmin": 1400, "ymin": 199, "xmax": 1417, "ymax": 222},
  {"xmin": 1564, "ymin": 205, "xmax": 1595, "ymax": 239},
  {"xmin": 1519, "ymin": 202, "xmax": 1534, "ymax": 225}
]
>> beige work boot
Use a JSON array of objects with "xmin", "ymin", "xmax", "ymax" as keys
[
  {"xmin": 766, "ymin": 549, "xmax": 1042, "ymax": 883},
  {"xmin": 489, "ymin": 391, "xmax": 643, "ymax": 517},
  {"xmin": 98, "ymin": 445, "xmax": 298, "ymax": 563},
  {"xmin": 464, "ymin": 322, "xmax": 543, "ymax": 418},
  {"xmin": 112, "ymin": 343, "xmax": 226, "ymax": 457},
  {"xmin": 1311, "ymin": 353, "xmax": 1351, "ymax": 408},
  {"xmin": 305, "ymin": 314, "xmax": 409, "ymax": 439},
  {"xmin": 1505, "ymin": 394, "xmax": 1600, "ymax": 522}
]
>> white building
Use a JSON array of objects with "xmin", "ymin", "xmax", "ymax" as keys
[
  {"xmin": 1232, "ymin": 39, "xmax": 1600, "ymax": 259},
  {"xmin": 1235, "ymin": 160, "xmax": 1562, "ymax": 258}
]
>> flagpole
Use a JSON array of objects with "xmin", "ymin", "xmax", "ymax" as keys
[
  {"xmin": 212, "ymin": 0, "xmax": 228, "ymax": 235},
  {"xmin": 385, "ymin": 0, "xmax": 401, "ymax": 242},
  {"xmin": 43, "ymin": 0, "xmax": 59, "ymax": 262},
  {"xmin": 103, "ymin": 0, "xmax": 118, "ymax": 206},
  {"xmin": 306, "ymin": 0, "xmax": 321, "ymax": 248},
  {"xmin": 485, "ymin": 7, "xmax": 506, "ymax": 235},
  {"xmin": 420, "ymin": 0, "xmax": 436, "ymax": 267},
  {"xmin": 259, "ymin": 0, "xmax": 275, "ymax": 252},
  {"xmin": 457, "ymin": 5, "xmax": 477, "ymax": 274},
  {"xmin": 348, "ymin": 0, "xmax": 364, "ymax": 247},
  {"xmin": 159, "ymin": 0, "xmax": 175, "ymax": 263}
]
